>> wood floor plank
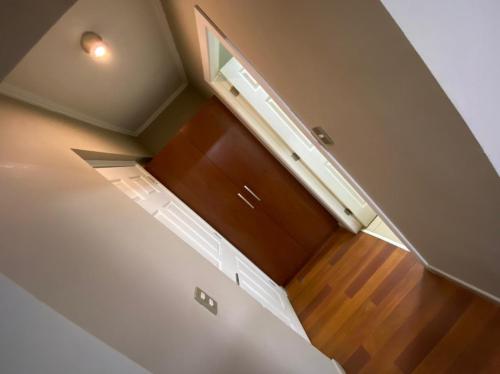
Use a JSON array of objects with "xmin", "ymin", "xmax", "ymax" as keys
[
  {"xmin": 299, "ymin": 284, "xmax": 332, "ymax": 321},
  {"xmin": 445, "ymin": 311, "xmax": 500, "ymax": 374},
  {"xmin": 394, "ymin": 288, "xmax": 473, "ymax": 373},
  {"xmin": 342, "ymin": 346, "xmax": 371, "ymax": 374},
  {"xmin": 362, "ymin": 272, "xmax": 457, "ymax": 365},
  {"xmin": 289, "ymin": 234, "xmax": 381, "ymax": 317},
  {"xmin": 329, "ymin": 233, "xmax": 360, "ymax": 266},
  {"xmin": 287, "ymin": 231, "xmax": 353, "ymax": 302},
  {"xmin": 371, "ymin": 254, "xmax": 416, "ymax": 305},
  {"xmin": 294, "ymin": 231, "xmax": 351, "ymax": 282},
  {"xmin": 345, "ymin": 244, "xmax": 393, "ymax": 298},
  {"xmin": 413, "ymin": 298, "xmax": 499, "ymax": 374},
  {"xmin": 319, "ymin": 249, "xmax": 404, "ymax": 357},
  {"xmin": 303, "ymin": 239, "xmax": 387, "ymax": 336},
  {"xmin": 286, "ymin": 232, "xmax": 500, "ymax": 373},
  {"xmin": 325, "ymin": 263, "xmax": 424, "ymax": 363}
]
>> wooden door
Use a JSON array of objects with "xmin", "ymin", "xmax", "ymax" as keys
[
  {"xmin": 182, "ymin": 98, "xmax": 338, "ymax": 252},
  {"xmin": 95, "ymin": 164, "xmax": 309, "ymax": 340},
  {"xmin": 146, "ymin": 98, "xmax": 338, "ymax": 285},
  {"xmin": 147, "ymin": 132, "xmax": 311, "ymax": 285}
]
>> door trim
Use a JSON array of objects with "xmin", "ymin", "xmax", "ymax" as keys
[{"xmin": 194, "ymin": 6, "xmax": 428, "ymax": 266}]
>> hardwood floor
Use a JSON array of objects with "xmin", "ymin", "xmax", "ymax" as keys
[{"xmin": 286, "ymin": 230, "xmax": 500, "ymax": 373}]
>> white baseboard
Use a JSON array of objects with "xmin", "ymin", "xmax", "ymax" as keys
[
  {"xmin": 362, "ymin": 229, "xmax": 409, "ymax": 252},
  {"xmin": 426, "ymin": 265, "xmax": 500, "ymax": 304},
  {"xmin": 331, "ymin": 358, "xmax": 345, "ymax": 374}
]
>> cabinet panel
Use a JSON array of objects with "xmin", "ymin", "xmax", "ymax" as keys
[
  {"xmin": 182, "ymin": 98, "xmax": 338, "ymax": 253},
  {"xmin": 146, "ymin": 132, "xmax": 308, "ymax": 285}
]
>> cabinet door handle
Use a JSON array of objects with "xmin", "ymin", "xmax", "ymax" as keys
[
  {"xmin": 244, "ymin": 185, "xmax": 261, "ymax": 201},
  {"xmin": 237, "ymin": 193, "xmax": 255, "ymax": 209}
]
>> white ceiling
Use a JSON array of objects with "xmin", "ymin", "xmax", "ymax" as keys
[{"xmin": 0, "ymin": 0, "xmax": 186, "ymax": 135}]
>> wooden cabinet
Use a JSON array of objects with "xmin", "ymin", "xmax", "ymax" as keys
[
  {"xmin": 146, "ymin": 97, "xmax": 338, "ymax": 285},
  {"xmin": 95, "ymin": 164, "xmax": 309, "ymax": 339}
]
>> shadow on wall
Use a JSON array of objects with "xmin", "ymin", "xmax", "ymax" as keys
[{"xmin": 137, "ymin": 85, "xmax": 208, "ymax": 154}]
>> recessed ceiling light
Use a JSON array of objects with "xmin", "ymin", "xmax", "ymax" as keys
[{"xmin": 80, "ymin": 31, "xmax": 108, "ymax": 60}]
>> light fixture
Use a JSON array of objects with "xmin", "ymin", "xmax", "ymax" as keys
[{"xmin": 80, "ymin": 31, "xmax": 108, "ymax": 59}]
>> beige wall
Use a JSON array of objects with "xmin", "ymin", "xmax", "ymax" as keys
[
  {"xmin": 162, "ymin": 0, "xmax": 500, "ymax": 298},
  {"xmin": 0, "ymin": 0, "xmax": 77, "ymax": 80},
  {"xmin": 0, "ymin": 94, "xmax": 337, "ymax": 373},
  {"xmin": 138, "ymin": 85, "xmax": 207, "ymax": 154},
  {"xmin": 0, "ymin": 274, "xmax": 149, "ymax": 374}
]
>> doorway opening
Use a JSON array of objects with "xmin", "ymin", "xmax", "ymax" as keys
[
  {"xmin": 195, "ymin": 7, "xmax": 409, "ymax": 251},
  {"xmin": 83, "ymin": 159, "xmax": 310, "ymax": 341}
]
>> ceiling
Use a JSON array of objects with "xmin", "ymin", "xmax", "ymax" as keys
[{"xmin": 0, "ymin": 0, "xmax": 186, "ymax": 135}]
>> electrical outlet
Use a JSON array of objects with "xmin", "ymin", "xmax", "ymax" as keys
[
  {"xmin": 311, "ymin": 126, "xmax": 334, "ymax": 146},
  {"xmin": 194, "ymin": 287, "xmax": 218, "ymax": 316}
]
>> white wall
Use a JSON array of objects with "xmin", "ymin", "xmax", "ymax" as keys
[
  {"xmin": 0, "ymin": 275, "xmax": 150, "ymax": 374},
  {"xmin": 381, "ymin": 0, "xmax": 500, "ymax": 175}
]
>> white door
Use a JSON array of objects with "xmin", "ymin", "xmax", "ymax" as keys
[
  {"xmin": 220, "ymin": 57, "xmax": 376, "ymax": 226},
  {"xmin": 96, "ymin": 164, "xmax": 227, "ymax": 273},
  {"xmin": 95, "ymin": 164, "xmax": 309, "ymax": 340}
]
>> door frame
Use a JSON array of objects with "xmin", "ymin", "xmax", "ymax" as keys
[
  {"xmin": 194, "ymin": 6, "xmax": 428, "ymax": 265},
  {"xmin": 93, "ymin": 162, "xmax": 311, "ymax": 341}
]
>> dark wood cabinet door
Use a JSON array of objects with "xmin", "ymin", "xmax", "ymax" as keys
[
  {"xmin": 146, "ymin": 131, "xmax": 309, "ymax": 285},
  {"xmin": 146, "ymin": 97, "xmax": 338, "ymax": 285},
  {"xmin": 182, "ymin": 98, "xmax": 338, "ymax": 253}
]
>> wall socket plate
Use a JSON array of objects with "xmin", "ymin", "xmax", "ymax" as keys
[
  {"xmin": 194, "ymin": 287, "xmax": 218, "ymax": 316},
  {"xmin": 311, "ymin": 126, "xmax": 334, "ymax": 146}
]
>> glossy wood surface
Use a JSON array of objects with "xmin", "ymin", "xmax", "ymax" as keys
[
  {"xmin": 287, "ymin": 230, "xmax": 500, "ymax": 373},
  {"xmin": 182, "ymin": 98, "xmax": 337, "ymax": 252},
  {"xmin": 146, "ymin": 98, "xmax": 338, "ymax": 285}
]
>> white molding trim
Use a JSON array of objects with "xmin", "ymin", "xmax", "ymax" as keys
[
  {"xmin": 195, "ymin": 7, "xmax": 362, "ymax": 233},
  {"xmin": 86, "ymin": 160, "xmax": 137, "ymax": 168},
  {"xmin": 194, "ymin": 5, "xmax": 429, "ymax": 265},
  {"xmin": 362, "ymin": 229, "xmax": 409, "ymax": 252},
  {"xmin": 0, "ymin": 0, "xmax": 187, "ymax": 137},
  {"xmin": 133, "ymin": 82, "xmax": 187, "ymax": 136},
  {"xmin": 194, "ymin": 7, "xmax": 500, "ymax": 303},
  {"xmin": 0, "ymin": 82, "xmax": 135, "ymax": 135},
  {"xmin": 426, "ymin": 265, "xmax": 500, "ymax": 304},
  {"xmin": 331, "ymin": 359, "xmax": 345, "ymax": 374},
  {"xmin": 211, "ymin": 79, "xmax": 363, "ymax": 233}
]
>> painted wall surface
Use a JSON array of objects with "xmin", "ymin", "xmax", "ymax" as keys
[
  {"xmin": 138, "ymin": 85, "xmax": 207, "ymax": 153},
  {"xmin": 0, "ymin": 95, "xmax": 338, "ymax": 373},
  {"xmin": 0, "ymin": 0, "xmax": 77, "ymax": 80},
  {"xmin": 162, "ymin": 0, "xmax": 500, "ymax": 298},
  {"xmin": 380, "ymin": 0, "xmax": 500, "ymax": 175},
  {"xmin": 0, "ymin": 274, "xmax": 150, "ymax": 374}
]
